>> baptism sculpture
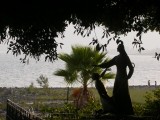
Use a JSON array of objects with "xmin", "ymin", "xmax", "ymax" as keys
[{"xmin": 92, "ymin": 40, "xmax": 134, "ymax": 115}]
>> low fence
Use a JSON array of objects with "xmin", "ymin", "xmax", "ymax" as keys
[{"xmin": 6, "ymin": 99, "xmax": 43, "ymax": 120}]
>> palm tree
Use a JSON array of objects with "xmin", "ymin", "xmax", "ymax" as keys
[{"xmin": 54, "ymin": 45, "xmax": 115, "ymax": 108}]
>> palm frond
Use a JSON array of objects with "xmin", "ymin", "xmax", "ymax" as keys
[
  {"xmin": 54, "ymin": 45, "xmax": 115, "ymax": 87},
  {"xmin": 54, "ymin": 69, "xmax": 78, "ymax": 84},
  {"xmin": 102, "ymin": 72, "xmax": 115, "ymax": 80}
]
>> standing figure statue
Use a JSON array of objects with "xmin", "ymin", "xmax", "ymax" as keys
[{"xmin": 93, "ymin": 40, "xmax": 134, "ymax": 115}]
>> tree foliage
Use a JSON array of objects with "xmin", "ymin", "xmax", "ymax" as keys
[
  {"xmin": 54, "ymin": 45, "xmax": 114, "ymax": 108},
  {"xmin": 36, "ymin": 74, "xmax": 49, "ymax": 88},
  {"xmin": 1, "ymin": 0, "xmax": 160, "ymax": 61},
  {"xmin": 54, "ymin": 45, "xmax": 115, "ymax": 86}
]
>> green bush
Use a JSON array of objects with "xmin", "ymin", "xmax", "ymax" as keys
[
  {"xmin": 78, "ymin": 98, "xmax": 101, "ymax": 118},
  {"xmin": 142, "ymin": 88, "xmax": 160, "ymax": 117},
  {"xmin": 133, "ymin": 103, "xmax": 145, "ymax": 116},
  {"xmin": 39, "ymin": 98, "xmax": 101, "ymax": 119}
]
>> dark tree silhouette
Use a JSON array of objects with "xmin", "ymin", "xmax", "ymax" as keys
[{"xmin": 0, "ymin": 0, "xmax": 160, "ymax": 61}]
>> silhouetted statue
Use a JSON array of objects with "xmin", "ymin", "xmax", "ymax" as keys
[
  {"xmin": 93, "ymin": 40, "xmax": 134, "ymax": 115},
  {"xmin": 92, "ymin": 72, "xmax": 115, "ymax": 115}
]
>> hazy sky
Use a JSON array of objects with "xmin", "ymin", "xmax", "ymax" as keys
[
  {"xmin": 56, "ymin": 24, "xmax": 160, "ymax": 54},
  {"xmin": 1, "ymin": 24, "xmax": 160, "ymax": 54}
]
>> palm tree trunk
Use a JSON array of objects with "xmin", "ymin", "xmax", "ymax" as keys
[{"xmin": 76, "ymin": 84, "xmax": 90, "ymax": 108}]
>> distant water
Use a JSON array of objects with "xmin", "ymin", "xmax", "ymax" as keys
[{"xmin": 0, "ymin": 53, "xmax": 160, "ymax": 88}]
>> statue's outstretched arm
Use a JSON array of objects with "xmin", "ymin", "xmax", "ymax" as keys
[{"xmin": 96, "ymin": 57, "xmax": 116, "ymax": 69}]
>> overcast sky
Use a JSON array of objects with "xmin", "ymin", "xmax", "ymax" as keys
[
  {"xmin": 1, "ymin": 24, "xmax": 160, "ymax": 54},
  {"xmin": 56, "ymin": 24, "xmax": 160, "ymax": 54}
]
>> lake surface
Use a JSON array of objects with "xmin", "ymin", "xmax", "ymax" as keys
[{"xmin": 0, "ymin": 53, "xmax": 160, "ymax": 87}]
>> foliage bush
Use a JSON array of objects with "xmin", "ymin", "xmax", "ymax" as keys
[
  {"xmin": 77, "ymin": 98, "xmax": 101, "ymax": 118},
  {"xmin": 27, "ymin": 82, "xmax": 36, "ymax": 94},
  {"xmin": 142, "ymin": 88, "xmax": 160, "ymax": 117},
  {"xmin": 132, "ymin": 103, "xmax": 145, "ymax": 116},
  {"xmin": 39, "ymin": 98, "xmax": 101, "ymax": 119}
]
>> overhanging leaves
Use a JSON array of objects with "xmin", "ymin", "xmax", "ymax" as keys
[{"xmin": 1, "ymin": 0, "xmax": 160, "ymax": 61}]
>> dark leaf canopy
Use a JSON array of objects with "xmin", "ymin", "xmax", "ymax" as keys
[{"xmin": 1, "ymin": 0, "xmax": 160, "ymax": 61}]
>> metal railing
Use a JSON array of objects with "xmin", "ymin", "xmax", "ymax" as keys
[{"xmin": 6, "ymin": 99, "xmax": 43, "ymax": 120}]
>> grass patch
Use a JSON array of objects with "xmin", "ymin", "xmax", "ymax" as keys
[{"xmin": 90, "ymin": 86, "xmax": 158, "ymax": 104}]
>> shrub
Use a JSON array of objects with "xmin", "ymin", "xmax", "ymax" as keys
[
  {"xmin": 142, "ymin": 88, "xmax": 160, "ymax": 117},
  {"xmin": 133, "ymin": 103, "xmax": 145, "ymax": 116},
  {"xmin": 78, "ymin": 98, "xmax": 101, "ymax": 118},
  {"xmin": 39, "ymin": 98, "xmax": 101, "ymax": 119}
]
